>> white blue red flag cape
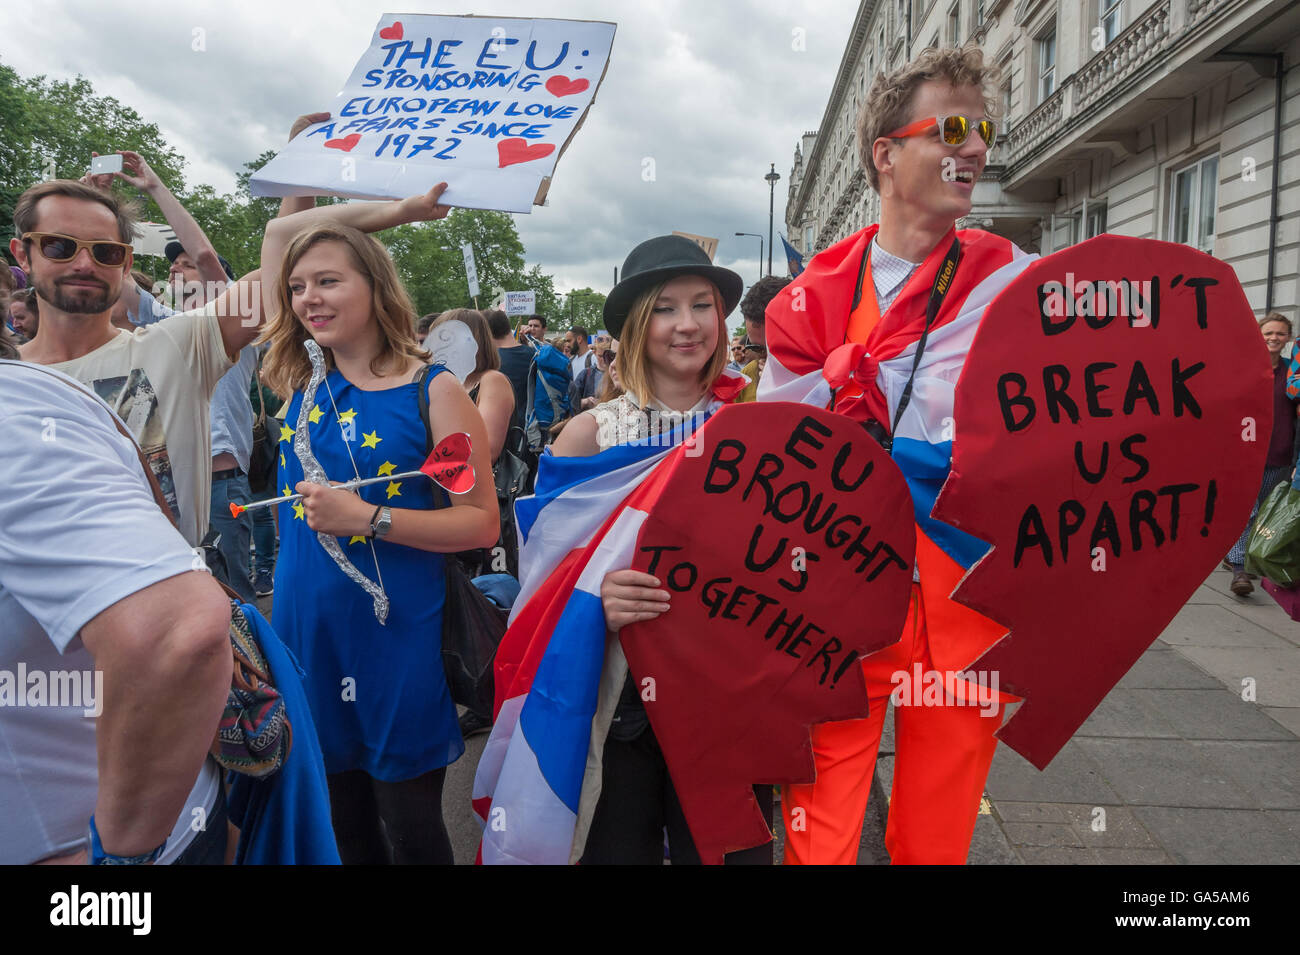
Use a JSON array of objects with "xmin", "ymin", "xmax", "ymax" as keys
[
  {"xmin": 472, "ymin": 374, "xmax": 748, "ymax": 865},
  {"xmin": 760, "ymin": 225, "xmax": 1037, "ymax": 679}
]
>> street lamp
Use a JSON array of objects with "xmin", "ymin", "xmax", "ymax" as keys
[
  {"xmin": 764, "ymin": 163, "xmax": 781, "ymax": 277},
  {"xmin": 734, "ymin": 232, "xmax": 763, "ymax": 285}
]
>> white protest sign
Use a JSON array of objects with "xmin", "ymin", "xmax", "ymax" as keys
[
  {"xmin": 249, "ymin": 15, "xmax": 616, "ymax": 214},
  {"xmin": 504, "ymin": 291, "xmax": 536, "ymax": 315},
  {"xmin": 461, "ymin": 242, "xmax": 480, "ymax": 297}
]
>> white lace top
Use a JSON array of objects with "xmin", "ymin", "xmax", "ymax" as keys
[{"xmin": 588, "ymin": 392, "xmax": 713, "ymax": 452}]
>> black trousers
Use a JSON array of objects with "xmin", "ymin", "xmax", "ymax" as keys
[
  {"xmin": 580, "ymin": 724, "xmax": 774, "ymax": 865},
  {"xmin": 327, "ymin": 768, "xmax": 454, "ymax": 865}
]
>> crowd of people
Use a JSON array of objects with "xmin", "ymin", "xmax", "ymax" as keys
[{"xmin": 1, "ymin": 42, "xmax": 1293, "ymax": 867}]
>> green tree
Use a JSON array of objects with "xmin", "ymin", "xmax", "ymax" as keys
[
  {"xmin": 561, "ymin": 287, "xmax": 608, "ymax": 332},
  {"xmin": 0, "ymin": 60, "xmax": 186, "ymax": 242}
]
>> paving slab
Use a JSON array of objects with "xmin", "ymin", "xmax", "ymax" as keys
[
  {"xmin": 1131, "ymin": 807, "xmax": 1300, "ymax": 864},
  {"xmin": 1262, "ymin": 706, "xmax": 1300, "ymax": 735},
  {"xmin": 984, "ymin": 741, "xmax": 1119, "ymax": 804},
  {"xmin": 1131, "ymin": 688, "xmax": 1294, "ymax": 740},
  {"xmin": 1076, "ymin": 687, "xmax": 1179, "ymax": 738},
  {"xmin": 1214, "ymin": 598, "xmax": 1300, "ymax": 646},
  {"xmin": 1058, "ymin": 804, "xmax": 1162, "ymax": 849},
  {"xmin": 1114, "ymin": 649, "xmax": 1222, "ymax": 690},
  {"xmin": 1189, "ymin": 740, "xmax": 1300, "ymax": 810},
  {"xmin": 1175, "ymin": 647, "xmax": 1300, "ymax": 708},
  {"xmin": 1075, "ymin": 738, "xmax": 1256, "ymax": 809},
  {"xmin": 1157, "ymin": 604, "xmax": 1293, "ymax": 649}
]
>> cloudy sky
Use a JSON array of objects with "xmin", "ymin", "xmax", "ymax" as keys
[{"xmin": 4, "ymin": 0, "xmax": 856, "ymax": 323}]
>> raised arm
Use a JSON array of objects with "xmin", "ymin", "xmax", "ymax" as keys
[
  {"xmin": 260, "ymin": 184, "xmax": 451, "ymax": 320},
  {"xmin": 114, "ymin": 150, "xmax": 228, "ymax": 291}
]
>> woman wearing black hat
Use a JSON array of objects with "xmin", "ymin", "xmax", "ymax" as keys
[{"xmin": 545, "ymin": 235, "xmax": 772, "ymax": 864}]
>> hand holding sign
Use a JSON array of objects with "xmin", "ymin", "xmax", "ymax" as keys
[
  {"xmin": 934, "ymin": 236, "xmax": 1271, "ymax": 768},
  {"xmin": 250, "ymin": 15, "xmax": 616, "ymax": 214},
  {"xmin": 622, "ymin": 402, "xmax": 916, "ymax": 863}
]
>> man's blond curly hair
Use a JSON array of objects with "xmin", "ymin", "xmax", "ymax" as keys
[{"xmin": 857, "ymin": 43, "xmax": 1001, "ymax": 193}]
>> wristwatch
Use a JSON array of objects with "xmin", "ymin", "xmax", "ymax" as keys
[{"xmin": 369, "ymin": 505, "xmax": 393, "ymax": 539}]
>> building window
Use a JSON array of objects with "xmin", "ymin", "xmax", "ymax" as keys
[
  {"xmin": 975, "ymin": 0, "xmax": 985, "ymax": 27},
  {"xmin": 947, "ymin": 2, "xmax": 961, "ymax": 43},
  {"xmin": 1001, "ymin": 78, "xmax": 1013, "ymax": 125},
  {"xmin": 805, "ymin": 225, "xmax": 815, "ymax": 251},
  {"xmin": 1085, "ymin": 203, "xmax": 1108, "ymax": 238},
  {"xmin": 879, "ymin": 27, "xmax": 886, "ymax": 54},
  {"xmin": 1101, "ymin": 0, "xmax": 1123, "ymax": 45},
  {"xmin": 1037, "ymin": 29, "xmax": 1056, "ymax": 102},
  {"xmin": 1169, "ymin": 155, "xmax": 1219, "ymax": 252}
]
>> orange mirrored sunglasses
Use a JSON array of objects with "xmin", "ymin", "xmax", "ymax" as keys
[{"xmin": 883, "ymin": 115, "xmax": 997, "ymax": 148}]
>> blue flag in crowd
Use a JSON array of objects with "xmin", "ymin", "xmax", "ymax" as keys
[{"xmin": 781, "ymin": 235, "xmax": 804, "ymax": 277}]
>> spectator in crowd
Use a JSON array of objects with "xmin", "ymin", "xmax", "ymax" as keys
[
  {"xmin": 9, "ymin": 178, "xmax": 262, "ymax": 547},
  {"xmin": 571, "ymin": 341, "xmax": 609, "ymax": 412},
  {"xmin": 566, "ymin": 324, "xmax": 595, "ymax": 380},
  {"xmin": 488, "ymin": 308, "xmax": 531, "ymax": 433},
  {"xmin": 1227, "ymin": 312, "xmax": 1300, "ymax": 595},
  {"xmin": 0, "ymin": 359, "xmax": 232, "ymax": 865},
  {"xmin": 523, "ymin": 314, "xmax": 547, "ymax": 341},
  {"xmin": 428, "ymin": 308, "xmax": 516, "ymax": 463},
  {"xmin": 738, "ymin": 274, "xmax": 788, "ymax": 350},
  {"xmin": 9, "ymin": 288, "xmax": 39, "ymax": 342},
  {"xmin": 258, "ymin": 184, "xmax": 498, "ymax": 865},
  {"xmin": 86, "ymin": 149, "xmax": 261, "ymax": 601}
]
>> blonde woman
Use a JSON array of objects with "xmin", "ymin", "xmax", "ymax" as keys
[{"xmin": 259, "ymin": 191, "xmax": 498, "ymax": 865}]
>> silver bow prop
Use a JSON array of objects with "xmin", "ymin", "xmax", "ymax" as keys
[{"xmin": 295, "ymin": 339, "xmax": 390, "ymax": 624}]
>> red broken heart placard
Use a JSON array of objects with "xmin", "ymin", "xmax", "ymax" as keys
[
  {"xmin": 497, "ymin": 138, "xmax": 556, "ymax": 168},
  {"xmin": 420, "ymin": 431, "xmax": 475, "ymax": 494},
  {"xmin": 934, "ymin": 235, "xmax": 1272, "ymax": 768},
  {"xmin": 623, "ymin": 402, "xmax": 916, "ymax": 863}
]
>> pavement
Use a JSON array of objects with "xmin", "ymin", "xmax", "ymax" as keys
[{"xmin": 269, "ymin": 563, "xmax": 1300, "ymax": 865}]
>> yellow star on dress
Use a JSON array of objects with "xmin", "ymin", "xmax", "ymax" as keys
[
  {"xmin": 281, "ymin": 484, "xmax": 292, "ymax": 498},
  {"xmin": 348, "ymin": 535, "xmax": 368, "ymax": 545},
  {"xmin": 279, "ymin": 424, "xmax": 295, "ymax": 443},
  {"xmin": 292, "ymin": 502, "xmax": 305, "ymax": 520},
  {"xmin": 280, "ymin": 451, "xmax": 286, "ymax": 468},
  {"xmin": 361, "ymin": 430, "xmax": 382, "ymax": 449},
  {"xmin": 307, "ymin": 404, "xmax": 324, "ymax": 424},
  {"xmin": 386, "ymin": 481, "xmax": 402, "ymax": 499},
  {"xmin": 337, "ymin": 408, "xmax": 358, "ymax": 424},
  {"xmin": 376, "ymin": 460, "xmax": 396, "ymax": 477}
]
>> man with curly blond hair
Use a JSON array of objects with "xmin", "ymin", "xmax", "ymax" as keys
[{"xmin": 761, "ymin": 44, "xmax": 1038, "ymax": 864}]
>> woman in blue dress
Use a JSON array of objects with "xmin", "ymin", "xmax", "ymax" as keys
[{"xmin": 259, "ymin": 191, "xmax": 499, "ymax": 864}]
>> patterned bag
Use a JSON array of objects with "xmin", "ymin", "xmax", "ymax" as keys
[{"xmin": 212, "ymin": 601, "xmax": 293, "ymax": 777}]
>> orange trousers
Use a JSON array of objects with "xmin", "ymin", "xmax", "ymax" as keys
[{"xmin": 781, "ymin": 584, "xmax": 1003, "ymax": 864}]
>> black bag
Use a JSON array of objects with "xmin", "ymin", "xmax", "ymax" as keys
[
  {"xmin": 414, "ymin": 364, "xmax": 509, "ymax": 714},
  {"xmin": 441, "ymin": 556, "xmax": 508, "ymax": 718},
  {"xmin": 247, "ymin": 369, "xmax": 283, "ymax": 494}
]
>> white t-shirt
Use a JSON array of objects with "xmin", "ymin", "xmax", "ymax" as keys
[
  {"xmin": 44, "ymin": 301, "xmax": 234, "ymax": 546},
  {"xmin": 570, "ymin": 349, "xmax": 594, "ymax": 380},
  {"xmin": 0, "ymin": 361, "xmax": 217, "ymax": 864}
]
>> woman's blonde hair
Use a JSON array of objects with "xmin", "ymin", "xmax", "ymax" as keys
[
  {"xmin": 428, "ymin": 308, "xmax": 499, "ymax": 376},
  {"xmin": 259, "ymin": 224, "xmax": 427, "ymax": 397},
  {"xmin": 616, "ymin": 279, "xmax": 728, "ymax": 407}
]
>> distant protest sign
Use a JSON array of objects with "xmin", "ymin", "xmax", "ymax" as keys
[
  {"xmin": 624, "ymin": 402, "xmax": 915, "ymax": 863},
  {"xmin": 504, "ymin": 290, "xmax": 536, "ymax": 315},
  {"xmin": 250, "ymin": 15, "xmax": 616, "ymax": 213},
  {"xmin": 934, "ymin": 236, "xmax": 1272, "ymax": 769}
]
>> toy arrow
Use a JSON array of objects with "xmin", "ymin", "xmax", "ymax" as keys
[{"xmin": 231, "ymin": 431, "xmax": 475, "ymax": 517}]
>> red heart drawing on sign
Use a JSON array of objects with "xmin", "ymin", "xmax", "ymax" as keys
[
  {"xmin": 545, "ymin": 75, "xmax": 590, "ymax": 98},
  {"xmin": 379, "ymin": 21, "xmax": 403, "ymax": 41},
  {"xmin": 419, "ymin": 431, "xmax": 475, "ymax": 494},
  {"xmin": 497, "ymin": 138, "xmax": 555, "ymax": 168},
  {"xmin": 324, "ymin": 134, "xmax": 361, "ymax": 152}
]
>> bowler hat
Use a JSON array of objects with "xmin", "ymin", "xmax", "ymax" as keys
[{"xmin": 603, "ymin": 235, "xmax": 743, "ymax": 340}]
